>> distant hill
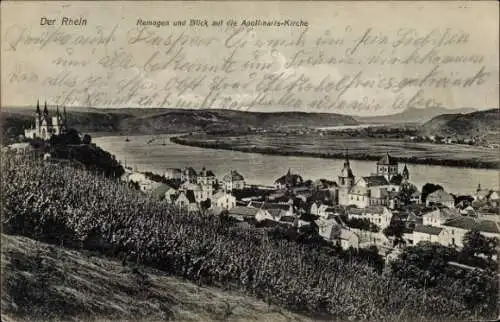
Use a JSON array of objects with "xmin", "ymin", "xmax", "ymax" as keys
[
  {"xmin": 420, "ymin": 108, "xmax": 500, "ymax": 140},
  {"xmin": 1, "ymin": 107, "xmax": 358, "ymax": 138},
  {"xmin": 355, "ymin": 107, "xmax": 477, "ymax": 124}
]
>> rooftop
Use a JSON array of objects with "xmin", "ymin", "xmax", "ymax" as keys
[
  {"xmin": 377, "ymin": 152, "xmax": 398, "ymax": 165},
  {"xmin": 427, "ymin": 189, "xmax": 454, "ymax": 203},
  {"xmin": 361, "ymin": 176, "xmax": 389, "ymax": 187},
  {"xmin": 228, "ymin": 206, "xmax": 260, "ymax": 218},
  {"xmin": 250, "ymin": 202, "xmax": 291, "ymax": 211},
  {"xmin": 349, "ymin": 206, "xmax": 387, "ymax": 215},
  {"xmin": 185, "ymin": 190, "xmax": 197, "ymax": 203},
  {"xmin": 389, "ymin": 174, "xmax": 404, "ymax": 185},
  {"xmin": 183, "ymin": 167, "xmax": 197, "ymax": 176},
  {"xmin": 414, "ymin": 224, "xmax": 443, "ymax": 235},
  {"xmin": 443, "ymin": 217, "xmax": 500, "ymax": 234},
  {"xmin": 199, "ymin": 168, "xmax": 216, "ymax": 177},
  {"xmin": 223, "ymin": 170, "xmax": 245, "ymax": 182}
]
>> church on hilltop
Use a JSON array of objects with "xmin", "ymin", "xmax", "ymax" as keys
[
  {"xmin": 24, "ymin": 100, "xmax": 68, "ymax": 140},
  {"xmin": 337, "ymin": 151, "xmax": 410, "ymax": 209}
]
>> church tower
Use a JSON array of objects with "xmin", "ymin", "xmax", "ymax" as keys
[
  {"xmin": 377, "ymin": 152, "xmax": 398, "ymax": 181},
  {"xmin": 40, "ymin": 101, "xmax": 51, "ymax": 140},
  {"xmin": 52, "ymin": 105, "xmax": 65, "ymax": 135},
  {"xmin": 338, "ymin": 150, "xmax": 355, "ymax": 205},
  {"xmin": 34, "ymin": 99, "xmax": 41, "ymax": 135},
  {"xmin": 338, "ymin": 151, "xmax": 355, "ymax": 188}
]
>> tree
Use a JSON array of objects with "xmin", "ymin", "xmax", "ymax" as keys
[
  {"xmin": 128, "ymin": 180, "xmax": 140, "ymax": 190},
  {"xmin": 200, "ymin": 198, "xmax": 211, "ymax": 211},
  {"xmin": 462, "ymin": 230, "xmax": 498, "ymax": 260},
  {"xmin": 82, "ymin": 134, "xmax": 92, "ymax": 145},
  {"xmin": 421, "ymin": 183, "xmax": 443, "ymax": 203},
  {"xmin": 390, "ymin": 242, "xmax": 456, "ymax": 287},
  {"xmin": 454, "ymin": 195, "xmax": 474, "ymax": 208},
  {"xmin": 49, "ymin": 128, "xmax": 81, "ymax": 145},
  {"xmin": 383, "ymin": 220, "xmax": 405, "ymax": 237},
  {"xmin": 399, "ymin": 182, "xmax": 418, "ymax": 205},
  {"xmin": 383, "ymin": 220, "xmax": 406, "ymax": 247}
]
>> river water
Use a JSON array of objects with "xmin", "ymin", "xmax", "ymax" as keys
[{"xmin": 93, "ymin": 134, "xmax": 499, "ymax": 195}]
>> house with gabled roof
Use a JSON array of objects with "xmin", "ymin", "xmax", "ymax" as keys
[
  {"xmin": 151, "ymin": 183, "xmax": 178, "ymax": 202},
  {"xmin": 315, "ymin": 217, "xmax": 359, "ymax": 249},
  {"xmin": 274, "ymin": 169, "xmax": 304, "ymax": 190},
  {"xmin": 181, "ymin": 167, "xmax": 198, "ymax": 183},
  {"xmin": 197, "ymin": 166, "xmax": 216, "ymax": 185},
  {"xmin": 422, "ymin": 207, "xmax": 460, "ymax": 227},
  {"xmin": 413, "ymin": 224, "xmax": 444, "ymax": 245},
  {"xmin": 175, "ymin": 190, "xmax": 199, "ymax": 213},
  {"xmin": 347, "ymin": 206, "xmax": 393, "ymax": 230},
  {"xmin": 440, "ymin": 217, "xmax": 500, "ymax": 248},
  {"xmin": 426, "ymin": 189, "xmax": 455, "ymax": 209},
  {"xmin": 227, "ymin": 206, "xmax": 260, "ymax": 221},
  {"xmin": 222, "ymin": 170, "xmax": 245, "ymax": 191},
  {"xmin": 212, "ymin": 191, "xmax": 236, "ymax": 211}
]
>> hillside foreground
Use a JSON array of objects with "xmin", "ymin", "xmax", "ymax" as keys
[{"xmin": 1, "ymin": 233, "xmax": 315, "ymax": 322}]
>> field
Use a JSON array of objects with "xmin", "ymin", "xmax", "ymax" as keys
[
  {"xmin": 1, "ymin": 152, "xmax": 498, "ymax": 321},
  {"xmin": 173, "ymin": 132, "xmax": 500, "ymax": 169}
]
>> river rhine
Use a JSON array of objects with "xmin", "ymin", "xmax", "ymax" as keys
[{"xmin": 94, "ymin": 134, "xmax": 499, "ymax": 195}]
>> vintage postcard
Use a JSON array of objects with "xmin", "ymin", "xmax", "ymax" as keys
[{"xmin": 1, "ymin": 1, "xmax": 499, "ymax": 321}]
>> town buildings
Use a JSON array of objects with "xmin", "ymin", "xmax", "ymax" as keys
[
  {"xmin": 197, "ymin": 167, "xmax": 216, "ymax": 186},
  {"xmin": 347, "ymin": 206, "xmax": 393, "ymax": 230},
  {"xmin": 212, "ymin": 191, "xmax": 237, "ymax": 211},
  {"xmin": 274, "ymin": 169, "xmax": 304, "ymax": 190},
  {"xmin": 315, "ymin": 217, "xmax": 360, "ymax": 249},
  {"xmin": 24, "ymin": 100, "xmax": 68, "ymax": 140},
  {"xmin": 121, "ymin": 150, "xmax": 499, "ymax": 258},
  {"xmin": 426, "ymin": 189, "xmax": 455, "ymax": 208},
  {"xmin": 165, "ymin": 168, "xmax": 182, "ymax": 180},
  {"xmin": 222, "ymin": 170, "xmax": 246, "ymax": 191},
  {"xmin": 337, "ymin": 152, "xmax": 408, "ymax": 209}
]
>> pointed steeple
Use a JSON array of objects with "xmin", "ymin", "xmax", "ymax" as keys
[
  {"xmin": 340, "ymin": 148, "xmax": 354, "ymax": 179},
  {"xmin": 43, "ymin": 101, "xmax": 49, "ymax": 116},
  {"xmin": 36, "ymin": 99, "xmax": 41, "ymax": 114},
  {"xmin": 287, "ymin": 168, "xmax": 291, "ymax": 176},
  {"xmin": 476, "ymin": 182, "xmax": 482, "ymax": 193},
  {"xmin": 344, "ymin": 148, "xmax": 350, "ymax": 167},
  {"xmin": 402, "ymin": 164, "xmax": 410, "ymax": 180},
  {"xmin": 63, "ymin": 106, "xmax": 67, "ymax": 122}
]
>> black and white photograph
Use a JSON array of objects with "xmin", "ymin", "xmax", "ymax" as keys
[{"xmin": 1, "ymin": 1, "xmax": 499, "ymax": 321}]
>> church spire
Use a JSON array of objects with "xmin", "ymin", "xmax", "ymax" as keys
[
  {"xmin": 402, "ymin": 164, "xmax": 410, "ymax": 180},
  {"xmin": 476, "ymin": 182, "xmax": 482, "ymax": 193},
  {"xmin": 43, "ymin": 101, "xmax": 49, "ymax": 116},
  {"xmin": 344, "ymin": 148, "xmax": 350, "ymax": 167},
  {"xmin": 36, "ymin": 99, "xmax": 41, "ymax": 114}
]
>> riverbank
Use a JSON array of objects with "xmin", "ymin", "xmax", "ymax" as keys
[{"xmin": 171, "ymin": 135, "xmax": 500, "ymax": 170}]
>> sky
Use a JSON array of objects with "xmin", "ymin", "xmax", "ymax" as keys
[{"xmin": 1, "ymin": 1, "xmax": 498, "ymax": 116}]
